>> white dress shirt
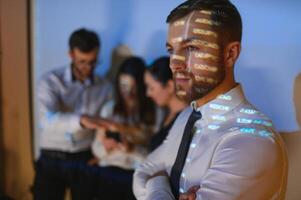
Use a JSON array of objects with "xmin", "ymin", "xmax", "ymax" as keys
[
  {"xmin": 133, "ymin": 85, "xmax": 288, "ymax": 200},
  {"xmin": 37, "ymin": 65, "xmax": 112, "ymax": 152},
  {"xmin": 92, "ymin": 100, "xmax": 146, "ymax": 170}
]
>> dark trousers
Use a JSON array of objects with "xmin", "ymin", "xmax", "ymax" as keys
[
  {"xmin": 86, "ymin": 165, "xmax": 136, "ymax": 200},
  {"xmin": 33, "ymin": 150, "xmax": 94, "ymax": 200}
]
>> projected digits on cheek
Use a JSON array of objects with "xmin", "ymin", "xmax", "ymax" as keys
[{"xmin": 171, "ymin": 54, "xmax": 186, "ymax": 62}]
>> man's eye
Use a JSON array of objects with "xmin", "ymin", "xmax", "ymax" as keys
[
  {"xmin": 186, "ymin": 46, "xmax": 199, "ymax": 52},
  {"xmin": 166, "ymin": 48, "xmax": 174, "ymax": 54}
]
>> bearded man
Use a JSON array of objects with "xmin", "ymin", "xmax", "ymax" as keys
[{"xmin": 133, "ymin": 1, "xmax": 288, "ymax": 200}]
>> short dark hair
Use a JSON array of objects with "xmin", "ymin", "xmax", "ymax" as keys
[
  {"xmin": 69, "ymin": 28, "xmax": 100, "ymax": 52},
  {"xmin": 148, "ymin": 56, "xmax": 172, "ymax": 87},
  {"xmin": 166, "ymin": 0, "xmax": 242, "ymax": 43}
]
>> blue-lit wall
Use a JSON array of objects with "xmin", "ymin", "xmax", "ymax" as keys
[{"xmin": 34, "ymin": 0, "xmax": 301, "ymax": 132}]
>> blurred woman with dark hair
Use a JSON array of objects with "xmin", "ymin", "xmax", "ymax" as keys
[
  {"xmin": 144, "ymin": 56, "xmax": 187, "ymax": 151},
  {"xmin": 88, "ymin": 56, "xmax": 155, "ymax": 200}
]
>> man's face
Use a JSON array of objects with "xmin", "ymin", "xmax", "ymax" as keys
[
  {"xmin": 167, "ymin": 10, "xmax": 225, "ymax": 103},
  {"xmin": 69, "ymin": 47, "xmax": 99, "ymax": 81}
]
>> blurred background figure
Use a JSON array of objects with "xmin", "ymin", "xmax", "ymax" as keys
[
  {"xmin": 105, "ymin": 44, "xmax": 133, "ymax": 82},
  {"xmin": 33, "ymin": 28, "xmax": 112, "ymax": 200},
  {"xmin": 144, "ymin": 56, "xmax": 187, "ymax": 152},
  {"xmin": 87, "ymin": 56, "xmax": 156, "ymax": 200}
]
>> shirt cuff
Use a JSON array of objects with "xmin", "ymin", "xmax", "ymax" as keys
[{"xmin": 70, "ymin": 114, "xmax": 82, "ymax": 132}]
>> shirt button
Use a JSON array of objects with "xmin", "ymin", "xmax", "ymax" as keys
[
  {"xmin": 179, "ymin": 188, "xmax": 185, "ymax": 193},
  {"xmin": 186, "ymin": 158, "xmax": 191, "ymax": 163},
  {"xmin": 190, "ymin": 143, "xmax": 197, "ymax": 148},
  {"xmin": 181, "ymin": 173, "xmax": 186, "ymax": 178}
]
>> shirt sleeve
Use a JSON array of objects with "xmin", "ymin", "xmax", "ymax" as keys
[
  {"xmin": 37, "ymin": 77, "xmax": 82, "ymax": 135},
  {"xmin": 133, "ymin": 119, "xmax": 185, "ymax": 200},
  {"xmin": 144, "ymin": 176, "xmax": 175, "ymax": 200},
  {"xmin": 195, "ymin": 131, "xmax": 287, "ymax": 200},
  {"xmin": 133, "ymin": 134, "xmax": 172, "ymax": 199},
  {"xmin": 133, "ymin": 108, "xmax": 191, "ymax": 200}
]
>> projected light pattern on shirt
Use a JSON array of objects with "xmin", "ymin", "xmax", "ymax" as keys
[
  {"xmin": 190, "ymin": 91, "xmax": 275, "ymax": 140},
  {"xmin": 239, "ymin": 108, "xmax": 258, "ymax": 115},
  {"xmin": 156, "ymin": 86, "xmax": 277, "ymax": 196},
  {"xmin": 209, "ymin": 103, "xmax": 230, "ymax": 111},
  {"xmin": 258, "ymin": 130, "xmax": 273, "ymax": 137},
  {"xmin": 212, "ymin": 115, "xmax": 226, "ymax": 121},
  {"xmin": 240, "ymin": 127, "xmax": 256, "ymax": 134},
  {"xmin": 208, "ymin": 125, "xmax": 220, "ymax": 130},
  {"xmin": 237, "ymin": 118, "xmax": 253, "ymax": 124},
  {"xmin": 218, "ymin": 95, "xmax": 232, "ymax": 101}
]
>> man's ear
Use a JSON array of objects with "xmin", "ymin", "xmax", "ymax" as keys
[
  {"xmin": 224, "ymin": 41, "xmax": 241, "ymax": 68},
  {"xmin": 69, "ymin": 50, "xmax": 74, "ymax": 60}
]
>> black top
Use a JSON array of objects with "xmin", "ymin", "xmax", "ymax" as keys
[{"xmin": 149, "ymin": 112, "xmax": 181, "ymax": 152}]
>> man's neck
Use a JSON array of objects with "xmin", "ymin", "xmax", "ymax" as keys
[
  {"xmin": 168, "ymin": 95, "xmax": 187, "ymax": 115},
  {"xmin": 71, "ymin": 64, "xmax": 92, "ymax": 83},
  {"xmin": 195, "ymin": 78, "xmax": 237, "ymax": 108}
]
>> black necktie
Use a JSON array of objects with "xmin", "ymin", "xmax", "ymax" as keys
[{"xmin": 170, "ymin": 109, "xmax": 202, "ymax": 198}]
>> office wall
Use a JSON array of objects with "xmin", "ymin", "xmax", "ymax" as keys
[{"xmin": 34, "ymin": 0, "xmax": 301, "ymax": 132}]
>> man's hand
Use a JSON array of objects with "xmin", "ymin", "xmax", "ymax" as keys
[
  {"xmin": 80, "ymin": 115, "xmax": 112, "ymax": 130},
  {"xmin": 102, "ymin": 136, "xmax": 122, "ymax": 152},
  {"xmin": 87, "ymin": 157, "xmax": 99, "ymax": 166},
  {"xmin": 80, "ymin": 116, "xmax": 98, "ymax": 129},
  {"xmin": 179, "ymin": 185, "xmax": 200, "ymax": 200}
]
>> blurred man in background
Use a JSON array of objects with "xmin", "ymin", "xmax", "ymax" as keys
[{"xmin": 34, "ymin": 28, "xmax": 111, "ymax": 200}]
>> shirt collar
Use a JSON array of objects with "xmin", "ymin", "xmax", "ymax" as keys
[
  {"xmin": 63, "ymin": 64, "xmax": 96, "ymax": 86},
  {"xmin": 191, "ymin": 84, "xmax": 246, "ymax": 123}
]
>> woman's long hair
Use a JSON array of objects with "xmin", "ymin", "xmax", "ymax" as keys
[{"xmin": 113, "ymin": 56, "xmax": 155, "ymax": 125}]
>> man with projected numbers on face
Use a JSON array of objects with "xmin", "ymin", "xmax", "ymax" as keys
[{"xmin": 133, "ymin": 0, "xmax": 288, "ymax": 200}]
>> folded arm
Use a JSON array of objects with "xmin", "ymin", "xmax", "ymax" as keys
[{"xmin": 194, "ymin": 132, "xmax": 285, "ymax": 200}]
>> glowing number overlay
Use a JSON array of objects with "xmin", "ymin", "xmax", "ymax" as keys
[
  {"xmin": 193, "ymin": 28, "xmax": 218, "ymax": 38},
  {"xmin": 209, "ymin": 103, "xmax": 230, "ymax": 111},
  {"xmin": 212, "ymin": 115, "xmax": 226, "ymax": 121},
  {"xmin": 190, "ymin": 40, "xmax": 219, "ymax": 50},
  {"xmin": 240, "ymin": 108, "xmax": 257, "ymax": 115},
  {"xmin": 240, "ymin": 127, "xmax": 256, "ymax": 134},
  {"xmin": 171, "ymin": 37, "xmax": 183, "ymax": 43},
  {"xmin": 195, "ymin": 52, "xmax": 218, "ymax": 61},
  {"xmin": 174, "ymin": 20, "xmax": 185, "ymax": 26},
  {"xmin": 194, "ymin": 64, "xmax": 218, "ymax": 72},
  {"xmin": 258, "ymin": 130, "xmax": 273, "ymax": 137},
  {"xmin": 208, "ymin": 124, "xmax": 220, "ymax": 130},
  {"xmin": 237, "ymin": 118, "xmax": 252, "ymax": 124},
  {"xmin": 200, "ymin": 10, "xmax": 214, "ymax": 15},
  {"xmin": 195, "ymin": 18, "xmax": 220, "ymax": 26},
  {"xmin": 218, "ymin": 95, "xmax": 232, "ymax": 101},
  {"xmin": 172, "ymin": 54, "xmax": 186, "ymax": 62}
]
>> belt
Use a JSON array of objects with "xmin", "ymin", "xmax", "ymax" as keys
[{"xmin": 41, "ymin": 149, "xmax": 92, "ymax": 160}]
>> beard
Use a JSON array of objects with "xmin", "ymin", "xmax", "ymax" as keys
[{"xmin": 173, "ymin": 68, "xmax": 225, "ymax": 104}]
